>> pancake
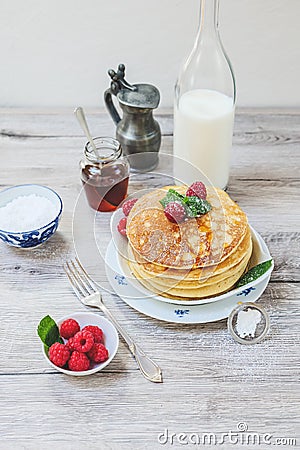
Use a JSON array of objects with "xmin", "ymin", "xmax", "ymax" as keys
[
  {"xmin": 129, "ymin": 226, "xmax": 252, "ymax": 282},
  {"xmin": 127, "ymin": 186, "xmax": 248, "ymax": 269},
  {"xmin": 129, "ymin": 250, "xmax": 250, "ymax": 300},
  {"xmin": 128, "ymin": 238, "xmax": 252, "ymax": 290}
]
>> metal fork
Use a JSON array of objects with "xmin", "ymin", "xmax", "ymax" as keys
[{"xmin": 63, "ymin": 258, "xmax": 163, "ymax": 383}]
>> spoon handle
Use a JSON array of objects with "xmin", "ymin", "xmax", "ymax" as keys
[{"xmin": 74, "ymin": 107, "xmax": 98, "ymax": 155}]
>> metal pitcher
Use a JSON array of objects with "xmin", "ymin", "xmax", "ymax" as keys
[{"xmin": 104, "ymin": 64, "xmax": 161, "ymax": 171}]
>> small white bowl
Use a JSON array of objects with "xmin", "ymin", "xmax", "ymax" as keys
[
  {"xmin": 42, "ymin": 312, "xmax": 119, "ymax": 376},
  {"xmin": 0, "ymin": 184, "xmax": 63, "ymax": 248}
]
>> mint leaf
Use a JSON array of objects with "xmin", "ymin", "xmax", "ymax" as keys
[
  {"xmin": 44, "ymin": 343, "xmax": 50, "ymax": 355},
  {"xmin": 160, "ymin": 189, "xmax": 185, "ymax": 208},
  {"xmin": 37, "ymin": 315, "xmax": 62, "ymax": 347},
  {"xmin": 183, "ymin": 196, "xmax": 212, "ymax": 218},
  {"xmin": 37, "ymin": 315, "xmax": 55, "ymax": 341},
  {"xmin": 236, "ymin": 259, "xmax": 273, "ymax": 288}
]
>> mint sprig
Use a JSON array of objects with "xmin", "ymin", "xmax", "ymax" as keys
[
  {"xmin": 160, "ymin": 189, "xmax": 212, "ymax": 218},
  {"xmin": 37, "ymin": 315, "xmax": 63, "ymax": 351},
  {"xmin": 159, "ymin": 189, "xmax": 185, "ymax": 208}
]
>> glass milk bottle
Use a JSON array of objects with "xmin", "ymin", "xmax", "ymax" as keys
[{"xmin": 173, "ymin": 0, "xmax": 236, "ymax": 189}]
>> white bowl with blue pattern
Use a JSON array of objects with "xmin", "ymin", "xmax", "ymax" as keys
[{"xmin": 0, "ymin": 184, "xmax": 63, "ymax": 248}]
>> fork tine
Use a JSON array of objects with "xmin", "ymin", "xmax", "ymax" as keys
[
  {"xmin": 75, "ymin": 257, "xmax": 98, "ymax": 292},
  {"xmin": 63, "ymin": 263, "xmax": 85, "ymax": 299},
  {"xmin": 65, "ymin": 261, "xmax": 90, "ymax": 296},
  {"xmin": 69, "ymin": 260, "xmax": 94, "ymax": 295}
]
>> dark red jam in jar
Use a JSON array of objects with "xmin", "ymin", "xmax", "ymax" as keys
[{"xmin": 81, "ymin": 137, "xmax": 129, "ymax": 212}]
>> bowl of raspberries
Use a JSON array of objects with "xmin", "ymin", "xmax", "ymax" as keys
[{"xmin": 38, "ymin": 312, "xmax": 119, "ymax": 376}]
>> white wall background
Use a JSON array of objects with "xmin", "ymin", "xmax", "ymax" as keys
[{"xmin": 1, "ymin": 0, "xmax": 299, "ymax": 108}]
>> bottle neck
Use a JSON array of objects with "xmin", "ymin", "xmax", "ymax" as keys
[{"xmin": 197, "ymin": 0, "xmax": 219, "ymax": 39}]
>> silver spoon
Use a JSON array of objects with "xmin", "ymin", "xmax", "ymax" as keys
[{"xmin": 74, "ymin": 107, "xmax": 99, "ymax": 157}]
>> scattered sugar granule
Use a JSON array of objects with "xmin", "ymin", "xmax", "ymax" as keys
[
  {"xmin": 236, "ymin": 308, "xmax": 262, "ymax": 338},
  {"xmin": 0, "ymin": 194, "xmax": 58, "ymax": 232}
]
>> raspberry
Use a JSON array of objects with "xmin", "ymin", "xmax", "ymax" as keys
[
  {"xmin": 87, "ymin": 343, "xmax": 109, "ymax": 363},
  {"xmin": 72, "ymin": 330, "xmax": 94, "ymax": 353},
  {"xmin": 164, "ymin": 201, "xmax": 186, "ymax": 223},
  {"xmin": 48, "ymin": 342, "xmax": 70, "ymax": 368},
  {"xmin": 68, "ymin": 351, "xmax": 90, "ymax": 372},
  {"xmin": 66, "ymin": 336, "xmax": 76, "ymax": 351},
  {"xmin": 122, "ymin": 198, "xmax": 138, "ymax": 216},
  {"xmin": 117, "ymin": 217, "xmax": 127, "ymax": 236},
  {"xmin": 59, "ymin": 318, "xmax": 80, "ymax": 339},
  {"xmin": 186, "ymin": 181, "xmax": 207, "ymax": 200},
  {"xmin": 82, "ymin": 325, "xmax": 104, "ymax": 344}
]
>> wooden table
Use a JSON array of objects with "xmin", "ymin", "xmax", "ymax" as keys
[{"xmin": 0, "ymin": 109, "xmax": 299, "ymax": 449}]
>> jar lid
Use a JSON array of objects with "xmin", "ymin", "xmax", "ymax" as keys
[
  {"xmin": 118, "ymin": 83, "xmax": 160, "ymax": 109},
  {"xmin": 228, "ymin": 302, "xmax": 270, "ymax": 345}
]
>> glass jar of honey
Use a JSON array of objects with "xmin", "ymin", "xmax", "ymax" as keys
[{"xmin": 80, "ymin": 137, "xmax": 130, "ymax": 212}]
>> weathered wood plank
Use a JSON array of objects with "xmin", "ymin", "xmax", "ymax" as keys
[
  {"xmin": 0, "ymin": 373, "xmax": 298, "ymax": 449},
  {"xmin": 1, "ymin": 108, "xmax": 300, "ymax": 141},
  {"xmin": 1, "ymin": 134, "xmax": 300, "ymax": 180},
  {"xmin": 0, "ymin": 230, "xmax": 299, "ymax": 283},
  {"xmin": 0, "ymin": 110, "xmax": 173, "ymax": 138}
]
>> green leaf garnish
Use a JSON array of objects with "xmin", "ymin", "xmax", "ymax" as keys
[
  {"xmin": 37, "ymin": 315, "xmax": 62, "ymax": 348},
  {"xmin": 159, "ymin": 189, "xmax": 185, "ymax": 208},
  {"xmin": 44, "ymin": 343, "xmax": 50, "ymax": 355},
  {"xmin": 236, "ymin": 259, "xmax": 273, "ymax": 288},
  {"xmin": 183, "ymin": 196, "xmax": 212, "ymax": 218},
  {"xmin": 160, "ymin": 188, "xmax": 212, "ymax": 218}
]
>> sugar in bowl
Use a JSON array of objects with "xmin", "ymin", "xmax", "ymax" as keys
[{"xmin": 80, "ymin": 137, "xmax": 129, "ymax": 212}]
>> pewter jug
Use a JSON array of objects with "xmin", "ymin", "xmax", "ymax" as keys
[{"xmin": 104, "ymin": 64, "xmax": 161, "ymax": 171}]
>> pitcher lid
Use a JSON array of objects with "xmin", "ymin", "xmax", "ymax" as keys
[
  {"xmin": 118, "ymin": 83, "xmax": 160, "ymax": 109},
  {"xmin": 107, "ymin": 64, "xmax": 160, "ymax": 109}
]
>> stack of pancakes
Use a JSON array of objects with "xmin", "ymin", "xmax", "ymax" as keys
[{"xmin": 126, "ymin": 186, "xmax": 252, "ymax": 300}]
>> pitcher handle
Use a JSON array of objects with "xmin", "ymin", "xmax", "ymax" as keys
[{"xmin": 104, "ymin": 89, "xmax": 121, "ymax": 125}]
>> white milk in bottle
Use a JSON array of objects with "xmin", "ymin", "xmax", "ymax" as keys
[
  {"xmin": 174, "ymin": 0, "xmax": 236, "ymax": 188},
  {"xmin": 173, "ymin": 89, "xmax": 235, "ymax": 189}
]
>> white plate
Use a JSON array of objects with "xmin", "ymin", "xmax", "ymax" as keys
[{"xmin": 105, "ymin": 235, "xmax": 273, "ymax": 324}]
